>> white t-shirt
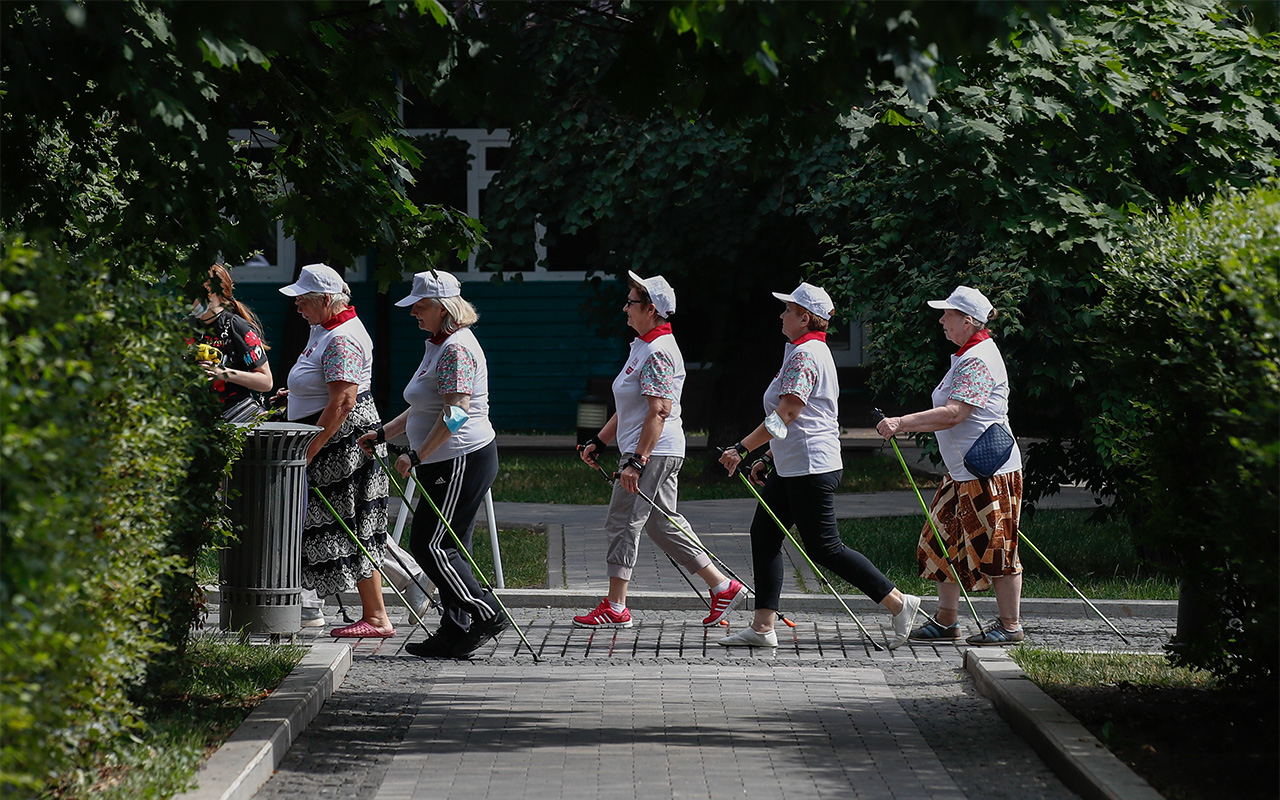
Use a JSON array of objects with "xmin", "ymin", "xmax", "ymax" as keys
[
  {"xmin": 764, "ymin": 334, "xmax": 842, "ymax": 477},
  {"xmin": 611, "ymin": 325, "xmax": 685, "ymax": 458},
  {"xmin": 931, "ymin": 336, "xmax": 1022, "ymax": 482},
  {"xmin": 286, "ymin": 311, "xmax": 374, "ymax": 420},
  {"xmin": 403, "ymin": 327, "xmax": 495, "ymax": 463}
]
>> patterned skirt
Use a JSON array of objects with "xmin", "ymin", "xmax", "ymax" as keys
[
  {"xmin": 301, "ymin": 392, "xmax": 389, "ymax": 597},
  {"xmin": 918, "ymin": 471, "xmax": 1023, "ymax": 591}
]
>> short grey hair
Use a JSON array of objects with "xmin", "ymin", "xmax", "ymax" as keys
[
  {"xmin": 301, "ymin": 288, "xmax": 351, "ymax": 316},
  {"xmin": 436, "ymin": 295, "xmax": 479, "ymax": 333}
]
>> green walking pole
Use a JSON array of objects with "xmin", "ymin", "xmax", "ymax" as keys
[
  {"xmin": 734, "ymin": 471, "xmax": 883, "ymax": 651},
  {"xmin": 373, "ymin": 451, "xmax": 541, "ymax": 663},
  {"xmin": 1018, "ymin": 529, "xmax": 1131, "ymax": 645},
  {"xmin": 309, "ymin": 486, "xmax": 431, "ymax": 633},
  {"xmin": 874, "ymin": 409, "xmax": 985, "ymax": 634}
]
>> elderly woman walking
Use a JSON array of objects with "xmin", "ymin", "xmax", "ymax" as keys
[
  {"xmin": 360, "ymin": 271, "xmax": 508, "ymax": 659},
  {"xmin": 719, "ymin": 282, "xmax": 921, "ymax": 649},
  {"xmin": 278, "ymin": 263, "xmax": 393, "ymax": 638},
  {"xmin": 575, "ymin": 272, "xmax": 745, "ymax": 629},
  {"xmin": 875, "ymin": 285, "xmax": 1025, "ymax": 645}
]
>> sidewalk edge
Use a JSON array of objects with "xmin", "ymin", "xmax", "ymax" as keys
[
  {"xmin": 964, "ymin": 649, "xmax": 1164, "ymax": 800},
  {"xmin": 174, "ymin": 642, "xmax": 352, "ymax": 800}
]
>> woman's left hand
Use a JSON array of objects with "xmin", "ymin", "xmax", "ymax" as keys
[
  {"xmin": 619, "ymin": 464, "xmax": 640, "ymax": 494},
  {"xmin": 876, "ymin": 417, "xmax": 902, "ymax": 438},
  {"xmin": 395, "ymin": 453, "xmax": 414, "ymax": 479}
]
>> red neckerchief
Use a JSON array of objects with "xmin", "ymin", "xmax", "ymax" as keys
[
  {"xmin": 320, "ymin": 305, "xmax": 358, "ymax": 330},
  {"xmin": 638, "ymin": 323, "xmax": 672, "ymax": 343},
  {"xmin": 791, "ymin": 331, "xmax": 827, "ymax": 346},
  {"xmin": 955, "ymin": 329, "xmax": 991, "ymax": 356},
  {"xmin": 429, "ymin": 329, "xmax": 451, "ymax": 345}
]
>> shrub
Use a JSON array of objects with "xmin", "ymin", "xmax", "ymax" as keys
[
  {"xmin": 0, "ymin": 235, "xmax": 231, "ymax": 793},
  {"xmin": 1091, "ymin": 182, "xmax": 1280, "ymax": 683}
]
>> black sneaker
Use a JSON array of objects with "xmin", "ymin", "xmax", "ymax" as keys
[
  {"xmin": 405, "ymin": 624, "xmax": 465, "ymax": 659},
  {"xmin": 451, "ymin": 611, "xmax": 511, "ymax": 658}
]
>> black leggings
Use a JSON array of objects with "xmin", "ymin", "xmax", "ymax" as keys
[
  {"xmin": 409, "ymin": 440, "xmax": 500, "ymax": 632},
  {"xmin": 750, "ymin": 470, "xmax": 895, "ymax": 611}
]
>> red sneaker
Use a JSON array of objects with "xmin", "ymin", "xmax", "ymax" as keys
[
  {"xmin": 573, "ymin": 598, "xmax": 632, "ymax": 629},
  {"xmin": 702, "ymin": 579, "xmax": 745, "ymax": 626}
]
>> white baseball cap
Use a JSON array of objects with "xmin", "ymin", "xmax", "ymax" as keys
[
  {"xmin": 927, "ymin": 285, "xmax": 993, "ymax": 323},
  {"xmin": 395, "ymin": 270, "xmax": 462, "ymax": 307},
  {"xmin": 279, "ymin": 263, "xmax": 346, "ymax": 296},
  {"xmin": 627, "ymin": 271, "xmax": 676, "ymax": 318},
  {"xmin": 772, "ymin": 282, "xmax": 834, "ymax": 320}
]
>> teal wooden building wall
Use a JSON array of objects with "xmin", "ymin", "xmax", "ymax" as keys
[{"xmin": 233, "ymin": 280, "xmax": 625, "ymax": 431}]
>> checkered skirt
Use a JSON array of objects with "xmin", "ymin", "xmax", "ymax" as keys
[{"xmin": 918, "ymin": 471, "xmax": 1022, "ymax": 591}]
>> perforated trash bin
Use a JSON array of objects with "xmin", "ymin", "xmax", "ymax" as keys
[{"xmin": 219, "ymin": 422, "xmax": 323, "ymax": 634}]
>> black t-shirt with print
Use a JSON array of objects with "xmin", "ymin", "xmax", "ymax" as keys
[{"xmin": 194, "ymin": 310, "xmax": 270, "ymax": 409}]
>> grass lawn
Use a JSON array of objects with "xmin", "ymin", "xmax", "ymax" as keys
[
  {"xmin": 49, "ymin": 636, "xmax": 304, "ymax": 800},
  {"xmin": 491, "ymin": 451, "xmax": 939, "ymax": 503},
  {"xmin": 828, "ymin": 508, "xmax": 1176, "ymax": 599},
  {"xmin": 1013, "ymin": 649, "xmax": 1277, "ymax": 800}
]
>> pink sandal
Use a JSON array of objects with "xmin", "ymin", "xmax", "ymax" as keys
[{"xmin": 330, "ymin": 620, "xmax": 396, "ymax": 639}]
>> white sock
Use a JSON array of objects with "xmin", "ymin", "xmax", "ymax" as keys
[
  {"xmin": 609, "ymin": 600, "xmax": 627, "ymax": 614},
  {"xmin": 710, "ymin": 579, "xmax": 730, "ymax": 595}
]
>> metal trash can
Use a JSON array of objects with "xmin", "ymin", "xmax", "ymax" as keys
[{"xmin": 219, "ymin": 421, "xmax": 323, "ymax": 634}]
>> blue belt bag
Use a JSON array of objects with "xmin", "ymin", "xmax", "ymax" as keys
[{"xmin": 963, "ymin": 423, "xmax": 1015, "ymax": 479}]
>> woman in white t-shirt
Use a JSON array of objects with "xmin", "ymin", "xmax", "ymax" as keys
[
  {"xmin": 718, "ymin": 282, "xmax": 921, "ymax": 650},
  {"xmin": 876, "ymin": 285, "xmax": 1025, "ymax": 646},
  {"xmin": 277, "ymin": 263, "xmax": 392, "ymax": 639},
  {"xmin": 574, "ymin": 272, "xmax": 746, "ymax": 629},
  {"xmin": 359, "ymin": 271, "xmax": 507, "ymax": 660}
]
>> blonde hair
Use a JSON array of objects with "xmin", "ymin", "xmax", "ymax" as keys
[{"xmin": 436, "ymin": 295, "xmax": 479, "ymax": 333}]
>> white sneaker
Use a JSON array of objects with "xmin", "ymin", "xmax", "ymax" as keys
[
  {"xmin": 888, "ymin": 593, "xmax": 921, "ymax": 650},
  {"xmin": 403, "ymin": 580, "xmax": 433, "ymax": 620},
  {"xmin": 718, "ymin": 626, "xmax": 778, "ymax": 648},
  {"xmin": 300, "ymin": 607, "xmax": 325, "ymax": 628}
]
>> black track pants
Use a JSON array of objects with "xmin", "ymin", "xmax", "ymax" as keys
[
  {"xmin": 409, "ymin": 440, "xmax": 500, "ymax": 632},
  {"xmin": 750, "ymin": 470, "xmax": 895, "ymax": 611}
]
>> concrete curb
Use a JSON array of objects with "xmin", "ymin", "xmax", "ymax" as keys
[
  {"xmin": 174, "ymin": 642, "xmax": 352, "ymax": 800},
  {"xmin": 964, "ymin": 649, "xmax": 1164, "ymax": 800}
]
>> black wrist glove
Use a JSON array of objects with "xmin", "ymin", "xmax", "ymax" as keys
[
  {"xmin": 621, "ymin": 455, "xmax": 647, "ymax": 475},
  {"xmin": 406, "ymin": 450, "xmax": 421, "ymax": 468},
  {"xmin": 374, "ymin": 427, "xmax": 386, "ymax": 444}
]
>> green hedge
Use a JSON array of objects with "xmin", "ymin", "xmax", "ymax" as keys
[
  {"xmin": 0, "ymin": 235, "xmax": 231, "ymax": 794},
  {"xmin": 1091, "ymin": 183, "xmax": 1280, "ymax": 684}
]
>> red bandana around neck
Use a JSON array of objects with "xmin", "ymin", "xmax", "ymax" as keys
[
  {"xmin": 320, "ymin": 305, "xmax": 358, "ymax": 330},
  {"xmin": 429, "ymin": 329, "xmax": 451, "ymax": 345},
  {"xmin": 955, "ymin": 329, "xmax": 991, "ymax": 356},
  {"xmin": 791, "ymin": 331, "xmax": 827, "ymax": 346},
  {"xmin": 639, "ymin": 323, "xmax": 672, "ymax": 343}
]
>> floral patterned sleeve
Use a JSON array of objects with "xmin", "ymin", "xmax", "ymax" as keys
[
  {"xmin": 436, "ymin": 343, "xmax": 478, "ymax": 395},
  {"xmin": 320, "ymin": 335, "xmax": 365, "ymax": 383},
  {"xmin": 779, "ymin": 350, "xmax": 819, "ymax": 403},
  {"xmin": 639, "ymin": 350, "xmax": 678, "ymax": 400},
  {"xmin": 950, "ymin": 357, "xmax": 995, "ymax": 408}
]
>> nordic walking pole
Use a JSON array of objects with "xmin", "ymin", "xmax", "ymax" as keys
[
  {"xmin": 873, "ymin": 409, "xmax": 985, "ymax": 633},
  {"xmin": 1018, "ymin": 529, "xmax": 1131, "ymax": 645},
  {"xmin": 733, "ymin": 470, "xmax": 883, "ymax": 651},
  {"xmin": 576, "ymin": 452, "xmax": 730, "ymax": 627},
  {"xmin": 373, "ymin": 451, "xmax": 541, "ymax": 663},
  {"xmin": 309, "ymin": 487, "xmax": 432, "ymax": 631}
]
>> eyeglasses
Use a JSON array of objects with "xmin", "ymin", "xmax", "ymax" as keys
[{"xmin": 622, "ymin": 299, "xmax": 646, "ymax": 308}]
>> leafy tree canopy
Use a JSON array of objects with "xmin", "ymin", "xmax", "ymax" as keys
[{"xmin": 805, "ymin": 0, "xmax": 1280, "ymax": 498}]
